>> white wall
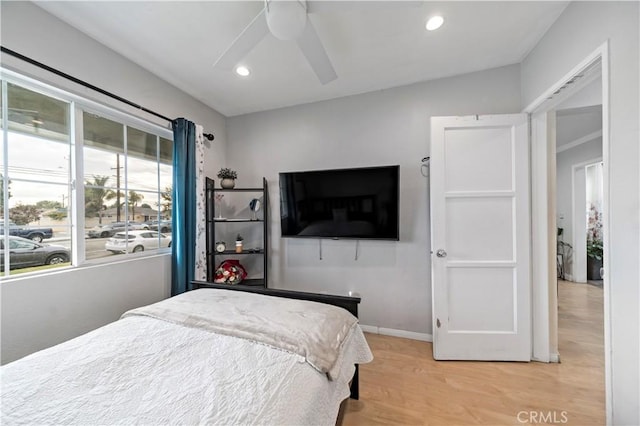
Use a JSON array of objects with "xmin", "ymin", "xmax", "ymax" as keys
[
  {"xmin": 555, "ymin": 106, "xmax": 603, "ymax": 150},
  {"xmin": 522, "ymin": 2, "xmax": 639, "ymax": 424},
  {"xmin": 1, "ymin": 255, "xmax": 171, "ymax": 364},
  {"xmin": 226, "ymin": 65, "xmax": 521, "ymax": 335},
  {"xmin": 0, "ymin": 2, "xmax": 227, "ymax": 363},
  {"xmin": 1, "ymin": 2, "xmax": 227, "ymax": 167},
  {"xmin": 556, "ymin": 78, "xmax": 602, "ymax": 111}
]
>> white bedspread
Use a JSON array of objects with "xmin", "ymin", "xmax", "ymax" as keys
[
  {"xmin": 122, "ymin": 289, "xmax": 359, "ymax": 380},
  {"xmin": 1, "ymin": 297, "xmax": 372, "ymax": 425}
]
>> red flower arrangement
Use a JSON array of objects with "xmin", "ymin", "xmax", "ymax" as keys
[{"xmin": 213, "ymin": 259, "xmax": 247, "ymax": 285}]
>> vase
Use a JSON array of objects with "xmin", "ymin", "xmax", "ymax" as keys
[
  {"xmin": 220, "ymin": 178, "xmax": 235, "ymax": 189},
  {"xmin": 587, "ymin": 257, "xmax": 603, "ymax": 280}
]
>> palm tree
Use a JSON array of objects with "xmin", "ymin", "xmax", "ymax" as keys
[
  {"xmin": 85, "ymin": 175, "xmax": 115, "ymax": 224},
  {"xmin": 0, "ymin": 173, "xmax": 11, "ymax": 212},
  {"xmin": 128, "ymin": 190, "xmax": 144, "ymax": 220},
  {"xmin": 160, "ymin": 185, "xmax": 172, "ymax": 215}
]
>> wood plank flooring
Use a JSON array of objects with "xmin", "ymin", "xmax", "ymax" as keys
[{"xmin": 343, "ymin": 280, "xmax": 604, "ymax": 425}]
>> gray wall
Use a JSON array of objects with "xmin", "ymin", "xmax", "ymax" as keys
[
  {"xmin": 0, "ymin": 2, "xmax": 226, "ymax": 363},
  {"xmin": 226, "ymin": 65, "xmax": 521, "ymax": 336},
  {"xmin": 521, "ymin": 2, "xmax": 639, "ymax": 424}
]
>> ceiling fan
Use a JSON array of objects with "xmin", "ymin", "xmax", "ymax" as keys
[{"xmin": 213, "ymin": 0, "xmax": 337, "ymax": 85}]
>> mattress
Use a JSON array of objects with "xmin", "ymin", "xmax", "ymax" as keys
[{"xmin": 1, "ymin": 293, "xmax": 372, "ymax": 425}]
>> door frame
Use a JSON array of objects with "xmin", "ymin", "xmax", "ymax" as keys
[{"xmin": 523, "ymin": 42, "xmax": 611, "ymax": 424}]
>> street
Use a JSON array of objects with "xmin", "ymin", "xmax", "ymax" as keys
[{"xmin": 48, "ymin": 237, "xmax": 120, "ymax": 260}]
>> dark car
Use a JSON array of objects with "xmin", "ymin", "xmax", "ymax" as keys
[
  {"xmin": 0, "ymin": 236, "xmax": 70, "ymax": 271},
  {"xmin": 0, "ymin": 222, "xmax": 53, "ymax": 242}
]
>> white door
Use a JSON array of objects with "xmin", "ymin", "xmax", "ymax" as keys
[{"xmin": 431, "ymin": 114, "xmax": 530, "ymax": 361}]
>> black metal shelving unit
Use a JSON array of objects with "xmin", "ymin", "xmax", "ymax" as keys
[{"xmin": 205, "ymin": 177, "xmax": 268, "ymax": 287}]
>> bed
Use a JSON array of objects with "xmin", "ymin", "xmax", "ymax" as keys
[{"xmin": 1, "ymin": 284, "xmax": 373, "ymax": 425}]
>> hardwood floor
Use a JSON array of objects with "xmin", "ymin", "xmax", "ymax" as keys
[{"xmin": 343, "ymin": 280, "xmax": 605, "ymax": 425}]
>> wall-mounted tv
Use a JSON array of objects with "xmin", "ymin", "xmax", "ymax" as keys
[{"xmin": 279, "ymin": 165, "xmax": 399, "ymax": 240}]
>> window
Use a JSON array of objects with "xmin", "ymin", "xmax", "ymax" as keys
[
  {"xmin": 1, "ymin": 71, "xmax": 173, "ymax": 278},
  {"xmin": 83, "ymin": 113, "xmax": 172, "ymax": 260}
]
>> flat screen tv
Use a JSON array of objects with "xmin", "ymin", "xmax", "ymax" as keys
[{"xmin": 279, "ymin": 165, "xmax": 399, "ymax": 240}]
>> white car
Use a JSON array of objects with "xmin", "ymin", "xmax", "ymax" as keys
[{"xmin": 105, "ymin": 230, "xmax": 171, "ymax": 254}]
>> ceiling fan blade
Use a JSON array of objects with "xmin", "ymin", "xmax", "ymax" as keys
[
  {"xmin": 307, "ymin": 1, "xmax": 422, "ymax": 14},
  {"xmin": 213, "ymin": 7, "xmax": 269, "ymax": 70},
  {"xmin": 295, "ymin": 19, "xmax": 337, "ymax": 84}
]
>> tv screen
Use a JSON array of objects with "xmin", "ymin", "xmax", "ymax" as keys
[{"xmin": 279, "ymin": 165, "xmax": 399, "ymax": 240}]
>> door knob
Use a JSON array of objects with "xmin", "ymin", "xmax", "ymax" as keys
[{"xmin": 436, "ymin": 249, "xmax": 447, "ymax": 258}]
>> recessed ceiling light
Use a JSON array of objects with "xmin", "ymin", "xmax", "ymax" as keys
[
  {"xmin": 235, "ymin": 66, "xmax": 250, "ymax": 77},
  {"xmin": 426, "ymin": 15, "xmax": 444, "ymax": 31}
]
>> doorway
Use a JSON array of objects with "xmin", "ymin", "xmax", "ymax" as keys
[
  {"xmin": 554, "ymin": 103, "xmax": 604, "ymax": 284},
  {"xmin": 526, "ymin": 43, "xmax": 611, "ymax": 423}
]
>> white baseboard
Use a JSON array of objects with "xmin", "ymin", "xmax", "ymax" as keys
[
  {"xmin": 358, "ymin": 324, "xmax": 378, "ymax": 334},
  {"xmin": 532, "ymin": 352, "xmax": 562, "ymax": 363},
  {"xmin": 359, "ymin": 324, "xmax": 432, "ymax": 342}
]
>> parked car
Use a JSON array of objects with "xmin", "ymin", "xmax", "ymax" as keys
[
  {"xmin": 0, "ymin": 222, "xmax": 53, "ymax": 243},
  {"xmin": 87, "ymin": 223, "xmax": 125, "ymax": 238},
  {"xmin": 105, "ymin": 230, "xmax": 172, "ymax": 254},
  {"xmin": 146, "ymin": 220, "xmax": 172, "ymax": 233},
  {"xmin": 125, "ymin": 221, "xmax": 149, "ymax": 230},
  {"xmin": 87, "ymin": 221, "xmax": 149, "ymax": 238},
  {"xmin": 0, "ymin": 236, "xmax": 69, "ymax": 271}
]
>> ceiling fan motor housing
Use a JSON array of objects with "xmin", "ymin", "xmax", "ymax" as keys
[{"xmin": 266, "ymin": 0, "xmax": 307, "ymax": 40}]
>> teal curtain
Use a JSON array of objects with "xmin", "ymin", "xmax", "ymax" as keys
[{"xmin": 171, "ymin": 118, "xmax": 197, "ymax": 295}]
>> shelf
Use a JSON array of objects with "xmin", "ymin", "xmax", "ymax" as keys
[
  {"xmin": 203, "ymin": 278, "xmax": 266, "ymax": 288},
  {"xmin": 239, "ymin": 278, "xmax": 266, "ymax": 287},
  {"xmin": 214, "ymin": 219, "xmax": 263, "ymax": 223},
  {"xmin": 212, "ymin": 249, "xmax": 264, "ymax": 255},
  {"xmin": 206, "ymin": 177, "xmax": 268, "ymax": 288},
  {"xmin": 213, "ymin": 187, "xmax": 263, "ymax": 192}
]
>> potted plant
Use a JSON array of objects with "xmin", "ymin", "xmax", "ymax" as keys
[
  {"xmin": 217, "ymin": 168, "xmax": 238, "ymax": 189},
  {"xmin": 586, "ymin": 203, "xmax": 604, "ymax": 280},
  {"xmin": 586, "ymin": 238, "xmax": 603, "ymax": 280},
  {"xmin": 235, "ymin": 233, "xmax": 244, "ymax": 253}
]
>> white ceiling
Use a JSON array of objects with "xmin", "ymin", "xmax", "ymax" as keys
[{"xmin": 35, "ymin": 1, "xmax": 568, "ymax": 117}]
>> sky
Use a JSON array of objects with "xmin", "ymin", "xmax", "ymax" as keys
[{"xmin": 1, "ymin": 132, "xmax": 171, "ymax": 208}]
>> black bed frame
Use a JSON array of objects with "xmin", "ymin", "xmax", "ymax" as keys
[{"xmin": 191, "ymin": 280, "xmax": 361, "ymax": 401}]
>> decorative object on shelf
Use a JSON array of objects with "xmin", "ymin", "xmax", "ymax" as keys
[
  {"xmin": 217, "ymin": 168, "xmax": 238, "ymax": 189},
  {"xmin": 215, "ymin": 241, "xmax": 227, "ymax": 253},
  {"xmin": 235, "ymin": 234, "xmax": 244, "ymax": 253},
  {"xmin": 213, "ymin": 259, "xmax": 247, "ymax": 284},
  {"xmin": 215, "ymin": 194, "xmax": 225, "ymax": 219},
  {"xmin": 249, "ymin": 198, "xmax": 261, "ymax": 221}
]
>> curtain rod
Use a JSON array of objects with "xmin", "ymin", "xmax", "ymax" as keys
[{"xmin": 0, "ymin": 46, "xmax": 215, "ymax": 141}]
